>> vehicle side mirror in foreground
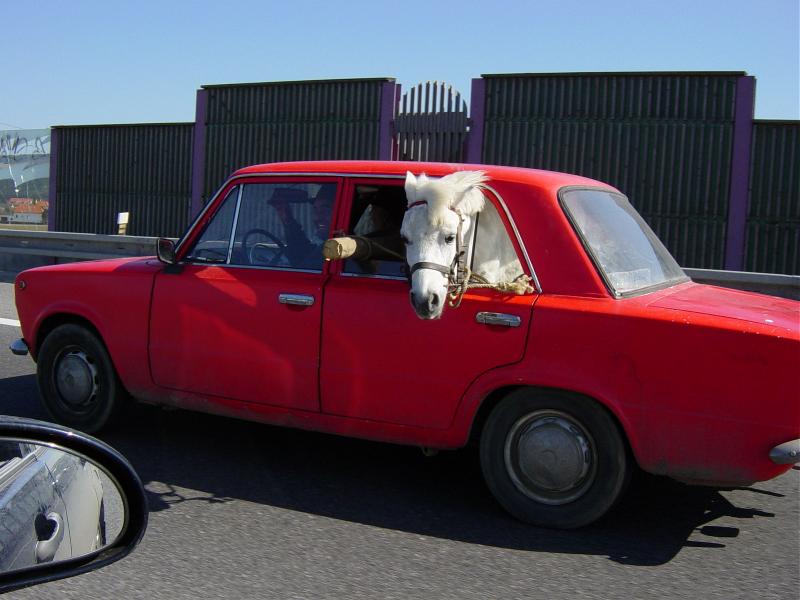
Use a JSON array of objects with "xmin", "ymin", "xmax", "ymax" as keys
[
  {"xmin": 156, "ymin": 238, "xmax": 176, "ymax": 265},
  {"xmin": 0, "ymin": 417, "xmax": 147, "ymax": 594}
]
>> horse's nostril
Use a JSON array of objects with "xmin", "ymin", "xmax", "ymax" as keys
[{"xmin": 431, "ymin": 294, "xmax": 440, "ymax": 307}]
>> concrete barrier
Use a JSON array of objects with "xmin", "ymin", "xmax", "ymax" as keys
[{"xmin": 1, "ymin": 230, "xmax": 798, "ymax": 300}]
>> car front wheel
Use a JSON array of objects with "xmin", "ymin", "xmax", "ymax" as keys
[
  {"xmin": 480, "ymin": 389, "xmax": 629, "ymax": 529},
  {"xmin": 37, "ymin": 324, "xmax": 126, "ymax": 434}
]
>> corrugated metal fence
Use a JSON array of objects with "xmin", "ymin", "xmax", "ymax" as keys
[
  {"xmin": 479, "ymin": 72, "xmax": 742, "ymax": 270},
  {"xmin": 53, "ymin": 124, "xmax": 194, "ymax": 237},
  {"xmin": 745, "ymin": 121, "xmax": 799, "ymax": 274},
  {"xmin": 201, "ymin": 78, "xmax": 393, "ymax": 202},
  {"xmin": 46, "ymin": 74, "xmax": 798, "ymax": 275}
]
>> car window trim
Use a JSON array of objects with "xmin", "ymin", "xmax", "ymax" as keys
[
  {"xmin": 182, "ymin": 185, "xmax": 239, "ymax": 265},
  {"xmin": 340, "ymin": 271, "xmax": 406, "ymax": 282},
  {"xmin": 226, "ymin": 185, "xmax": 244, "ymax": 264},
  {"xmin": 0, "ymin": 450, "xmax": 38, "ymax": 488},
  {"xmin": 219, "ymin": 263, "xmax": 324, "ymax": 275},
  {"xmin": 176, "ymin": 183, "xmax": 233, "ymax": 258},
  {"xmin": 481, "ymin": 183, "xmax": 539, "ymax": 293}
]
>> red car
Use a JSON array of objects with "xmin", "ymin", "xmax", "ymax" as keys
[{"xmin": 10, "ymin": 161, "xmax": 800, "ymax": 529}]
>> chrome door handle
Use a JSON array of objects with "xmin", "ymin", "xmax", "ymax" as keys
[
  {"xmin": 35, "ymin": 512, "xmax": 64, "ymax": 563},
  {"xmin": 476, "ymin": 312, "xmax": 521, "ymax": 328},
  {"xmin": 279, "ymin": 293, "xmax": 315, "ymax": 307}
]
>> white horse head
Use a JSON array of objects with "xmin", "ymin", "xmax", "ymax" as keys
[{"xmin": 401, "ymin": 170, "xmax": 488, "ymax": 319}]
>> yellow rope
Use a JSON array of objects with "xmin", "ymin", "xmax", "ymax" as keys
[{"xmin": 448, "ymin": 273, "xmax": 534, "ymax": 307}]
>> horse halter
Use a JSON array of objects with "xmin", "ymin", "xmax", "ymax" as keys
[{"xmin": 404, "ymin": 200, "xmax": 468, "ymax": 296}]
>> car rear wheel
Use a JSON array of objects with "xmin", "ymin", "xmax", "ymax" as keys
[
  {"xmin": 37, "ymin": 324, "xmax": 126, "ymax": 434},
  {"xmin": 480, "ymin": 389, "xmax": 629, "ymax": 529}
]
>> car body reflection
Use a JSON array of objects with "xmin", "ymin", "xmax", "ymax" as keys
[{"xmin": 0, "ymin": 440, "xmax": 121, "ymax": 574}]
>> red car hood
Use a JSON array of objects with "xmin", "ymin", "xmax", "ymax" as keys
[{"xmin": 649, "ymin": 282, "xmax": 799, "ymax": 336}]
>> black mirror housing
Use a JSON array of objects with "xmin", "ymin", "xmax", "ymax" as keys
[
  {"xmin": 0, "ymin": 417, "xmax": 148, "ymax": 594},
  {"xmin": 156, "ymin": 238, "xmax": 177, "ymax": 264}
]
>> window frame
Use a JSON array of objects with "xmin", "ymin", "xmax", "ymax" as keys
[
  {"xmin": 337, "ymin": 178, "xmax": 410, "ymax": 281},
  {"xmin": 182, "ymin": 185, "xmax": 241, "ymax": 266},
  {"xmin": 0, "ymin": 442, "xmax": 39, "ymax": 489},
  {"xmin": 331, "ymin": 177, "xmax": 537, "ymax": 288},
  {"xmin": 178, "ymin": 176, "xmax": 342, "ymax": 274}
]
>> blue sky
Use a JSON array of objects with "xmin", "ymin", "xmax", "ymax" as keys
[{"xmin": 2, "ymin": 0, "xmax": 798, "ymax": 128}]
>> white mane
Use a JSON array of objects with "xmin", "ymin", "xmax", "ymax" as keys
[{"xmin": 405, "ymin": 170, "xmax": 488, "ymax": 227}]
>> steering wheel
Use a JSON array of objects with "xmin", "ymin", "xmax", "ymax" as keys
[{"xmin": 242, "ymin": 229, "xmax": 287, "ymax": 266}]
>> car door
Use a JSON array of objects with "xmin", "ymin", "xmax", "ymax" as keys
[
  {"xmin": 40, "ymin": 447, "xmax": 103, "ymax": 558},
  {"xmin": 149, "ymin": 177, "xmax": 340, "ymax": 412},
  {"xmin": 0, "ymin": 443, "xmax": 71, "ymax": 572},
  {"xmin": 319, "ymin": 178, "xmax": 536, "ymax": 429}
]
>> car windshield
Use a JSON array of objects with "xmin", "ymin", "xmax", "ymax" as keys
[{"xmin": 561, "ymin": 188, "xmax": 687, "ymax": 296}]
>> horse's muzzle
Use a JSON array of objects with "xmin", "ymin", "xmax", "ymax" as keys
[{"xmin": 410, "ymin": 290, "xmax": 444, "ymax": 320}]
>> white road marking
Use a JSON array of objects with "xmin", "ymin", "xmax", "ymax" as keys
[{"xmin": 0, "ymin": 317, "xmax": 21, "ymax": 327}]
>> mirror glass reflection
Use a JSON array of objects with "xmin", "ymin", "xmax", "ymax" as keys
[{"xmin": 0, "ymin": 439, "xmax": 125, "ymax": 575}]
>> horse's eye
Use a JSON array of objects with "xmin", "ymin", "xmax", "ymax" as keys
[
  {"xmin": 401, "ymin": 235, "xmax": 411, "ymax": 246},
  {"xmin": 445, "ymin": 234, "xmax": 456, "ymax": 244}
]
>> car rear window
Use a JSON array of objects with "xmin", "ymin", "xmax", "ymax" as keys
[{"xmin": 561, "ymin": 188, "xmax": 687, "ymax": 297}]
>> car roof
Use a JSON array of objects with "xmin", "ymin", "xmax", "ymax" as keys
[{"xmin": 233, "ymin": 160, "xmax": 615, "ymax": 194}]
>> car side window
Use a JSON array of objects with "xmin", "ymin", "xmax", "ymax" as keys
[
  {"xmin": 184, "ymin": 187, "xmax": 239, "ymax": 264},
  {"xmin": 470, "ymin": 201, "xmax": 524, "ymax": 282},
  {"xmin": 340, "ymin": 183, "xmax": 522, "ymax": 281},
  {"xmin": 342, "ymin": 184, "xmax": 407, "ymax": 277},
  {"xmin": 0, "ymin": 443, "xmax": 35, "ymax": 484},
  {"xmin": 229, "ymin": 182, "xmax": 336, "ymax": 271},
  {"xmin": 0, "ymin": 443, "xmax": 23, "ymax": 467}
]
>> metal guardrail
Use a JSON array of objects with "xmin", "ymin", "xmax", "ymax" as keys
[
  {"xmin": 0, "ymin": 230, "xmax": 177, "ymax": 274},
  {"xmin": 683, "ymin": 268, "xmax": 800, "ymax": 300},
  {"xmin": 0, "ymin": 230, "xmax": 163, "ymax": 260},
  {"xmin": 1, "ymin": 231, "xmax": 798, "ymax": 300}
]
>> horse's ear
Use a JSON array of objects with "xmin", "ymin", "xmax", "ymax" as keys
[
  {"xmin": 444, "ymin": 170, "xmax": 488, "ymax": 216},
  {"xmin": 405, "ymin": 171, "xmax": 431, "ymax": 205},
  {"xmin": 405, "ymin": 171, "xmax": 418, "ymax": 204}
]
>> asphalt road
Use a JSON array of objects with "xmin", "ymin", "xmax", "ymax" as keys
[{"xmin": 0, "ymin": 278, "xmax": 797, "ymax": 600}]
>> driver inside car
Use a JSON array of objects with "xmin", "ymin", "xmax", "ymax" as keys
[{"xmin": 272, "ymin": 185, "xmax": 335, "ymax": 269}]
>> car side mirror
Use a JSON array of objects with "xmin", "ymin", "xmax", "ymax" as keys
[
  {"xmin": 156, "ymin": 238, "xmax": 176, "ymax": 265},
  {"xmin": 0, "ymin": 417, "xmax": 147, "ymax": 594}
]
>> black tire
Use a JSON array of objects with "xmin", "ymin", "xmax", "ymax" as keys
[
  {"xmin": 480, "ymin": 389, "xmax": 629, "ymax": 529},
  {"xmin": 36, "ymin": 324, "xmax": 126, "ymax": 434}
]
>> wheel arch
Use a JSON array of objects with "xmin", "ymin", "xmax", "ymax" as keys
[
  {"xmin": 34, "ymin": 313, "xmax": 112, "ymax": 369},
  {"xmin": 468, "ymin": 385, "xmax": 638, "ymax": 466}
]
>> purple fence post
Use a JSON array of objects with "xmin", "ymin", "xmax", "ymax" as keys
[
  {"xmin": 47, "ymin": 128, "xmax": 59, "ymax": 232},
  {"xmin": 465, "ymin": 78, "xmax": 486, "ymax": 164},
  {"xmin": 378, "ymin": 82, "xmax": 399, "ymax": 160},
  {"xmin": 190, "ymin": 88, "xmax": 208, "ymax": 219},
  {"xmin": 724, "ymin": 76, "xmax": 756, "ymax": 271}
]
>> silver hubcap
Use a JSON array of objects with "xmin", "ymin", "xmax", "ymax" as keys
[
  {"xmin": 55, "ymin": 350, "xmax": 99, "ymax": 410},
  {"xmin": 504, "ymin": 410, "xmax": 596, "ymax": 505}
]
